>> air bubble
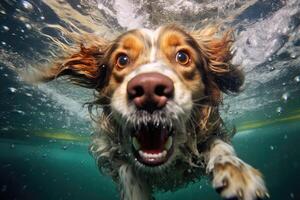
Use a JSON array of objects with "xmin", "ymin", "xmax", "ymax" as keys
[
  {"xmin": 25, "ymin": 23, "xmax": 32, "ymax": 30},
  {"xmin": 62, "ymin": 145, "xmax": 68, "ymax": 150},
  {"xmin": 269, "ymin": 66, "xmax": 275, "ymax": 71},
  {"xmin": 19, "ymin": 16, "xmax": 26, "ymax": 22},
  {"xmin": 40, "ymin": 16, "xmax": 45, "ymax": 20},
  {"xmin": 0, "ymin": 10, "xmax": 6, "ymax": 15},
  {"xmin": 1, "ymin": 41, "xmax": 6, "ymax": 45},
  {"xmin": 1, "ymin": 185, "xmax": 7, "ymax": 192},
  {"xmin": 281, "ymin": 92, "xmax": 289, "ymax": 102},
  {"xmin": 270, "ymin": 145, "xmax": 274, "ymax": 150},
  {"xmin": 9, "ymin": 87, "xmax": 17, "ymax": 93},
  {"xmin": 276, "ymin": 107, "xmax": 283, "ymax": 113},
  {"xmin": 290, "ymin": 53, "xmax": 296, "ymax": 59},
  {"xmin": 290, "ymin": 193, "xmax": 294, "ymax": 199},
  {"xmin": 294, "ymin": 76, "xmax": 300, "ymax": 83},
  {"xmin": 11, "ymin": 144, "xmax": 15, "ymax": 149},
  {"xmin": 16, "ymin": 110, "xmax": 25, "ymax": 115},
  {"xmin": 21, "ymin": 1, "xmax": 33, "ymax": 11},
  {"xmin": 2, "ymin": 26, "xmax": 9, "ymax": 31}
]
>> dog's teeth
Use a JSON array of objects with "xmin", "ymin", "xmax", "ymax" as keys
[
  {"xmin": 164, "ymin": 136, "xmax": 173, "ymax": 150},
  {"xmin": 138, "ymin": 150, "xmax": 143, "ymax": 157},
  {"xmin": 132, "ymin": 137, "xmax": 140, "ymax": 150},
  {"xmin": 138, "ymin": 150, "xmax": 167, "ymax": 160},
  {"xmin": 155, "ymin": 122, "xmax": 160, "ymax": 128}
]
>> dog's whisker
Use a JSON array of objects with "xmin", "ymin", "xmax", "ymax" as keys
[
  {"xmin": 187, "ymin": 114, "xmax": 198, "ymax": 134},
  {"xmin": 192, "ymin": 95, "xmax": 210, "ymax": 102}
]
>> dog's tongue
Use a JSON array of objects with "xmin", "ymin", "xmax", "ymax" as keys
[{"xmin": 136, "ymin": 125, "xmax": 169, "ymax": 153}]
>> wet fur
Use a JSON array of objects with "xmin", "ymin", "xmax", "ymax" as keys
[{"xmin": 28, "ymin": 25, "xmax": 268, "ymax": 200}]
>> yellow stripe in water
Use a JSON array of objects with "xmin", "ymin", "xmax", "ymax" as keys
[
  {"xmin": 33, "ymin": 113, "xmax": 300, "ymax": 140},
  {"xmin": 34, "ymin": 131, "xmax": 89, "ymax": 142},
  {"xmin": 237, "ymin": 113, "xmax": 300, "ymax": 131}
]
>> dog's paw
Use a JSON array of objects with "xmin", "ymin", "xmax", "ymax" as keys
[{"xmin": 211, "ymin": 156, "xmax": 269, "ymax": 200}]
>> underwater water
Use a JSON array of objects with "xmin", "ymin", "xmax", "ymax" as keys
[{"xmin": 0, "ymin": 0, "xmax": 299, "ymax": 199}]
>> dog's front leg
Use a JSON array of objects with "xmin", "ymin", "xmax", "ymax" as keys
[
  {"xmin": 118, "ymin": 164, "xmax": 152, "ymax": 200},
  {"xmin": 205, "ymin": 138, "xmax": 269, "ymax": 200}
]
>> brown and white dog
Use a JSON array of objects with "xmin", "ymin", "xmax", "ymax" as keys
[{"xmin": 31, "ymin": 25, "xmax": 268, "ymax": 200}]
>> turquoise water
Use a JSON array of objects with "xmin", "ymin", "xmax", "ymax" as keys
[
  {"xmin": 0, "ymin": 0, "xmax": 300, "ymax": 200},
  {"xmin": 1, "ymin": 119, "xmax": 299, "ymax": 200}
]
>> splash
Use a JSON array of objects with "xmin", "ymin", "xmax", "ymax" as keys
[{"xmin": 0, "ymin": 0, "xmax": 299, "ymax": 127}]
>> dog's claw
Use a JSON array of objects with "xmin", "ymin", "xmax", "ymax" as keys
[
  {"xmin": 224, "ymin": 197, "xmax": 239, "ymax": 200},
  {"xmin": 255, "ymin": 189, "xmax": 271, "ymax": 200},
  {"xmin": 216, "ymin": 185, "xmax": 225, "ymax": 194},
  {"xmin": 237, "ymin": 189, "xmax": 243, "ymax": 199},
  {"xmin": 222, "ymin": 177, "xmax": 229, "ymax": 187},
  {"xmin": 216, "ymin": 177, "xmax": 229, "ymax": 194},
  {"xmin": 256, "ymin": 190, "xmax": 264, "ymax": 198}
]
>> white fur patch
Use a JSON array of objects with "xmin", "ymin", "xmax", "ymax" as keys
[
  {"xmin": 206, "ymin": 139, "xmax": 236, "ymax": 173},
  {"xmin": 140, "ymin": 28, "xmax": 161, "ymax": 62},
  {"xmin": 206, "ymin": 139, "xmax": 268, "ymax": 200},
  {"xmin": 118, "ymin": 164, "xmax": 151, "ymax": 200},
  {"xmin": 111, "ymin": 61, "xmax": 193, "ymax": 123}
]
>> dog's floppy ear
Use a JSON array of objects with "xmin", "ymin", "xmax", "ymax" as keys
[
  {"xmin": 191, "ymin": 26, "xmax": 244, "ymax": 96},
  {"xmin": 24, "ymin": 39, "xmax": 110, "ymax": 90}
]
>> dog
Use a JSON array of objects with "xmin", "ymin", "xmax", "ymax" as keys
[{"xmin": 30, "ymin": 25, "xmax": 268, "ymax": 200}]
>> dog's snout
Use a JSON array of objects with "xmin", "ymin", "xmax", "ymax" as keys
[{"xmin": 127, "ymin": 72, "xmax": 174, "ymax": 111}]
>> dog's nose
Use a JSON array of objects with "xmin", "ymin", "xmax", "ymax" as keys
[{"xmin": 127, "ymin": 72, "xmax": 174, "ymax": 111}]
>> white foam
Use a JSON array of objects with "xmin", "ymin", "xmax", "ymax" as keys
[
  {"xmin": 232, "ymin": 0, "xmax": 300, "ymax": 72},
  {"xmin": 113, "ymin": 0, "xmax": 145, "ymax": 29},
  {"xmin": 37, "ymin": 84, "xmax": 90, "ymax": 120},
  {"xmin": 1, "ymin": 0, "xmax": 299, "ymax": 124}
]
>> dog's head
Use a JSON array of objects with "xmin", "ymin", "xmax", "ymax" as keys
[{"xmin": 32, "ymin": 25, "xmax": 244, "ymax": 170}]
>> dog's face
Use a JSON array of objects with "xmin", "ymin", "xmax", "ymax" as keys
[
  {"xmin": 107, "ymin": 27, "xmax": 206, "ymax": 167},
  {"xmin": 37, "ymin": 25, "xmax": 244, "ymax": 170}
]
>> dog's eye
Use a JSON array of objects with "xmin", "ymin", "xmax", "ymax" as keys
[
  {"xmin": 116, "ymin": 54, "xmax": 130, "ymax": 68},
  {"xmin": 176, "ymin": 51, "xmax": 190, "ymax": 65}
]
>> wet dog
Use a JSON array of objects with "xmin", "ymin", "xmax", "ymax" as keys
[{"xmin": 32, "ymin": 25, "xmax": 268, "ymax": 200}]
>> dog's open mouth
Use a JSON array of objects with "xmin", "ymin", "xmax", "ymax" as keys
[{"xmin": 131, "ymin": 123, "xmax": 174, "ymax": 166}]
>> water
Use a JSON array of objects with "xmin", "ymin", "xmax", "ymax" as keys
[{"xmin": 0, "ymin": 0, "xmax": 299, "ymax": 199}]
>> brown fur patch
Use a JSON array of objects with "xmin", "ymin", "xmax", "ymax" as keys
[{"xmin": 158, "ymin": 27, "xmax": 205, "ymax": 98}]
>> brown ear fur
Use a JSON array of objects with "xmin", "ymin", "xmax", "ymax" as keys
[
  {"xmin": 24, "ymin": 38, "xmax": 110, "ymax": 90},
  {"xmin": 191, "ymin": 26, "xmax": 244, "ymax": 104}
]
